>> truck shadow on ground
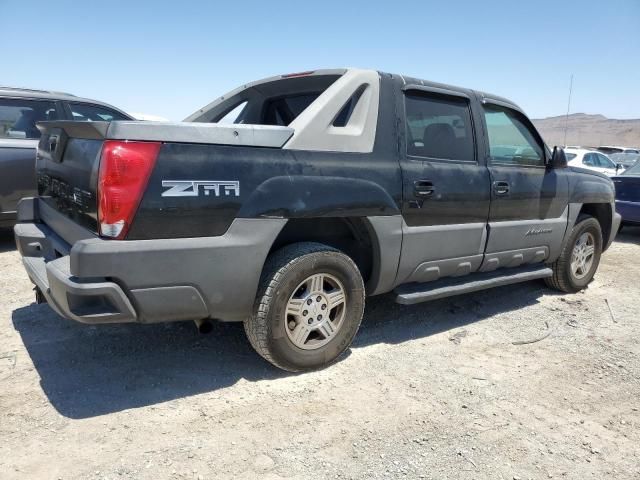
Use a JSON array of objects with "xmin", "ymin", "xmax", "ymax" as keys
[
  {"xmin": 0, "ymin": 228, "xmax": 15, "ymax": 253},
  {"xmin": 12, "ymin": 280, "xmax": 551, "ymax": 419},
  {"xmin": 616, "ymin": 225, "xmax": 640, "ymax": 245}
]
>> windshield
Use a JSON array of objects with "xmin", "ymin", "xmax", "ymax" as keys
[
  {"xmin": 565, "ymin": 152, "xmax": 577, "ymax": 160},
  {"xmin": 622, "ymin": 162, "xmax": 640, "ymax": 176},
  {"xmin": 611, "ymin": 153, "xmax": 640, "ymax": 167}
]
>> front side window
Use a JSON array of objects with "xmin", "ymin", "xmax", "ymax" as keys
[
  {"xmin": 483, "ymin": 105, "xmax": 544, "ymax": 166},
  {"xmin": 0, "ymin": 98, "xmax": 58, "ymax": 139},
  {"xmin": 404, "ymin": 92, "xmax": 475, "ymax": 161},
  {"xmin": 68, "ymin": 103, "xmax": 129, "ymax": 121},
  {"xmin": 595, "ymin": 153, "xmax": 616, "ymax": 168}
]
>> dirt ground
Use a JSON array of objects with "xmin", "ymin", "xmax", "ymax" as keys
[{"xmin": 0, "ymin": 227, "xmax": 639, "ymax": 480}]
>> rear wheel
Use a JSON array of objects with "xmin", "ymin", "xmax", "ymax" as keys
[
  {"xmin": 244, "ymin": 242, "xmax": 365, "ymax": 372},
  {"xmin": 545, "ymin": 215, "xmax": 603, "ymax": 293}
]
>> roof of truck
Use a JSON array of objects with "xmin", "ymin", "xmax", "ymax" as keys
[
  {"xmin": 393, "ymin": 71, "xmax": 524, "ymax": 113},
  {"xmin": 186, "ymin": 68, "xmax": 526, "ymax": 123}
]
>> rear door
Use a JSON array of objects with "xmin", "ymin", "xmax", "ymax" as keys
[
  {"xmin": 396, "ymin": 85, "xmax": 491, "ymax": 285},
  {"xmin": 480, "ymin": 100, "xmax": 569, "ymax": 271},
  {"xmin": 0, "ymin": 97, "xmax": 61, "ymax": 220}
]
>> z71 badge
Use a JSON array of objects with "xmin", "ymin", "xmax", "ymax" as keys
[{"xmin": 161, "ymin": 180, "xmax": 240, "ymax": 197}]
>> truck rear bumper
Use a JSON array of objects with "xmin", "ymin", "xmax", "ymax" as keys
[
  {"xmin": 607, "ymin": 212, "xmax": 622, "ymax": 250},
  {"xmin": 21, "ymin": 252, "xmax": 138, "ymax": 323},
  {"xmin": 15, "ymin": 199, "xmax": 286, "ymax": 324}
]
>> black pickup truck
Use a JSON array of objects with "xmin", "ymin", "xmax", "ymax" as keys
[{"xmin": 14, "ymin": 69, "xmax": 621, "ymax": 372}]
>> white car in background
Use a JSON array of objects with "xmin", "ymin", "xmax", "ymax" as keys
[
  {"xmin": 564, "ymin": 148, "xmax": 624, "ymax": 177},
  {"xmin": 597, "ymin": 145, "xmax": 640, "ymax": 155},
  {"xmin": 128, "ymin": 112, "xmax": 170, "ymax": 121}
]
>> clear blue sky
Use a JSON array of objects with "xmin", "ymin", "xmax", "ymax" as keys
[{"xmin": 2, "ymin": 0, "xmax": 638, "ymax": 121}]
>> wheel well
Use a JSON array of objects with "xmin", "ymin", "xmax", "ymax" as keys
[
  {"xmin": 268, "ymin": 217, "xmax": 375, "ymax": 282},
  {"xmin": 579, "ymin": 203, "xmax": 612, "ymax": 246}
]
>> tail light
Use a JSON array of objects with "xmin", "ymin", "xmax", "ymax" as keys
[{"xmin": 98, "ymin": 140, "xmax": 161, "ymax": 239}]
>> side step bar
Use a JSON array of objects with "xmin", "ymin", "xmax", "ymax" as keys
[{"xmin": 394, "ymin": 265, "xmax": 553, "ymax": 305}]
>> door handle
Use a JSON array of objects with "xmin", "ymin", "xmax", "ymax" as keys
[
  {"xmin": 493, "ymin": 181, "xmax": 510, "ymax": 196},
  {"xmin": 414, "ymin": 180, "xmax": 434, "ymax": 198},
  {"xmin": 49, "ymin": 135, "xmax": 59, "ymax": 153}
]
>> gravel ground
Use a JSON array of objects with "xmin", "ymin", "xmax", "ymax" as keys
[{"xmin": 1, "ymin": 227, "xmax": 639, "ymax": 480}]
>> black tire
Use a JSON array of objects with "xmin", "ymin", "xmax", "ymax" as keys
[
  {"xmin": 244, "ymin": 242, "xmax": 365, "ymax": 372},
  {"xmin": 545, "ymin": 215, "xmax": 603, "ymax": 293}
]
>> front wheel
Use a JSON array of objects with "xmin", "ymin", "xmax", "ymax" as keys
[
  {"xmin": 545, "ymin": 215, "xmax": 603, "ymax": 293},
  {"xmin": 245, "ymin": 242, "xmax": 365, "ymax": 372}
]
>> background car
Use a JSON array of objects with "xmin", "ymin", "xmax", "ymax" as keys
[
  {"xmin": 609, "ymin": 152, "xmax": 640, "ymax": 170},
  {"xmin": 597, "ymin": 145, "xmax": 640, "ymax": 155},
  {"xmin": 564, "ymin": 147, "xmax": 623, "ymax": 176},
  {"xmin": 0, "ymin": 86, "xmax": 132, "ymax": 227},
  {"xmin": 612, "ymin": 161, "xmax": 640, "ymax": 227}
]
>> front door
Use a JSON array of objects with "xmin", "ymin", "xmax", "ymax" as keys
[
  {"xmin": 480, "ymin": 100, "xmax": 569, "ymax": 271},
  {"xmin": 396, "ymin": 86, "xmax": 491, "ymax": 285},
  {"xmin": 0, "ymin": 98, "xmax": 60, "ymax": 217}
]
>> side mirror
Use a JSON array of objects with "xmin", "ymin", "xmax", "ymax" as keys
[
  {"xmin": 549, "ymin": 146, "xmax": 568, "ymax": 169},
  {"xmin": 616, "ymin": 163, "xmax": 623, "ymax": 172}
]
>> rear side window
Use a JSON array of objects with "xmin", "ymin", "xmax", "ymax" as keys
[
  {"xmin": 0, "ymin": 98, "xmax": 59, "ymax": 139},
  {"xmin": 583, "ymin": 153, "xmax": 597, "ymax": 166},
  {"xmin": 483, "ymin": 105, "xmax": 544, "ymax": 166},
  {"xmin": 68, "ymin": 103, "xmax": 129, "ymax": 121},
  {"xmin": 565, "ymin": 153, "xmax": 577, "ymax": 160},
  {"xmin": 405, "ymin": 92, "xmax": 475, "ymax": 161}
]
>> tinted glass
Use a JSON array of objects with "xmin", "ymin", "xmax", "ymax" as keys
[
  {"xmin": 565, "ymin": 153, "xmax": 577, "ymax": 160},
  {"xmin": 68, "ymin": 103, "xmax": 129, "ymax": 121},
  {"xmin": 405, "ymin": 92, "xmax": 474, "ymax": 161},
  {"xmin": 0, "ymin": 98, "xmax": 58, "ymax": 139},
  {"xmin": 484, "ymin": 105, "xmax": 543, "ymax": 166}
]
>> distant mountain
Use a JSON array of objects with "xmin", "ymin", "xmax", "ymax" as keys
[{"xmin": 532, "ymin": 113, "xmax": 640, "ymax": 148}]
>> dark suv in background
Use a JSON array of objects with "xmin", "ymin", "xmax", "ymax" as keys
[{"xmin": 0, "ymin": 87, "xmax": 131, "ymax": 227}]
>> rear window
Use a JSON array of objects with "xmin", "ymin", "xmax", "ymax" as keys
[
  {"xmin": 68, "ymin": 103, "xmax": 129, "ymax": 122},
  {"xmin": 0, "ymin": 98, "xmax": 59, "ymax": 139}
]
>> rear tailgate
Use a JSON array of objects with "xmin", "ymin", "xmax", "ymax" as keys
[
  {"xmin": 35, "ymin": 120, "xmax": 294, "ymax": 237},
  {"xmin": 36, "ymin": 121, "xmax": 108, "ymax": 234}
]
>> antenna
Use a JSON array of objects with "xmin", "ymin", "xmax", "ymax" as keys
[{"xmin": 563, "ymin": 74, "xmax": 574, "ymax": 147}]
